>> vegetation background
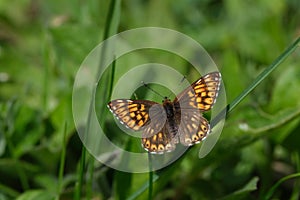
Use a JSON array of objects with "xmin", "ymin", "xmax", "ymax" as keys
[{"xmin": 0, "ymin": 0, "xmax": 300, "ymax": 199}]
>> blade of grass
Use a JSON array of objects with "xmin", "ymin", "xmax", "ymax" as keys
[
  {"xmin": 0, "ymin": 183, "xmax": 20, "ymax": 198},
  {"xmin": 79, "ymin": 0, "xmax": 121, "ymax": 198},
  {"xmin": 291, "ymin": 152, "xmax": 300, "ymax": 200},
  {"xmin": 108, "ymin": 57, "xmax": 116, "ymax": 101},
  {"xmin": 56, "ymin": 122, "xmax": 68, "ymax": 200},
  {"xmin": 148, "ymin": 153, "xmax": 153, "ymax": 200},
  {"xmin": 42, "ymin": 31, "xmax": 50, "ymax": 113},
  {"xmin": 86, "ymin": 157, "xmax": 95, "ymax": 200},
  {"xmin": 264, "ymin": 173, "xmax": 300, "ymax": 200},
  {"xmin": 96, "ymin": 0, "xmax": 120, "ymax": 104},
  {"xmin": 127, "ymin": 174, "xmax": 159, "ymax": 200},
  {"xmin": 211, "ymin": 37, "xmax": 300, "ymax": 128},
  {"xmin": 74, "ymin": 146, "xmax": 86, "ymax": 200},
  {"xmin": 3, "ymin": 99, "xmax": 29, "ymax": 190},
  {"xmin": 102, "ymin": 0, "xmax": 121, "ymax": 40}
]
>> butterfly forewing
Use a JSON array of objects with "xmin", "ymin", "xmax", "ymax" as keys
[
  {"xmin": 108, "ymin": 99, "xmax": 156, "ymax": 131},
  {"xmin": 175, "ymin": 72, "xmax": 221, "ymax": 111}
]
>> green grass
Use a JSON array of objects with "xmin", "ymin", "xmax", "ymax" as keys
[{"xmin": 1, "ymin": 0, "xmax": 300, "ymax": 199}]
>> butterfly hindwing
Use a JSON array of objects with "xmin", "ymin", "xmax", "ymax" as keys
[
  {"xmin": 143, "ymin": 103, "xmax": 167, "ymax": 137},
  {"xmin": 178, "ymin": 110, "xmax": 210, "ymax": 146},
  {"xmin": 142, "ymin": 124, "xmax": 176, "ymax": 153}
]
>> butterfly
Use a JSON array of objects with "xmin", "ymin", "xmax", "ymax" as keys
[{"xmin": 107, "ymin": 72, "xmax": 221, "ymax": 154}]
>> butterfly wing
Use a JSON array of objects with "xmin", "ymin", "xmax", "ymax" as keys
[
  {"xmin": 108, "ymin": 99, "xmax": 159, "ymax": 131},
  {"xmin": 174, "ymin": 72, "xmax": 221, "ymax": 146},
  {"xmin": 108, "ymin": 99, "xmax": 175, "ymax": 153},
  {"xmin": 174, "ymin": 72, "xmax": 221, "ymax": 111},
  {"xmin": 142, "ymin": 124, "xmax": 176, "ymax": 153},
  {"xmin": 177, "ymin": 109, "xmax": 210, "ymax": 146}
]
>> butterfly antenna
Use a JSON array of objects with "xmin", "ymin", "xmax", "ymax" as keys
[
  {"xmin": 180, "ymin": 75, "xmax": 187, "ymax": 84},
  {"xmin": 141, "ymin": 81, "xmax": 165, "ymax": 99},
  {"xmin": 166, "ymin": 75, "xmax": 187, "ymax": 98}
]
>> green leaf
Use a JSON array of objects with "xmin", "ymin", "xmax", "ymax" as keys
[
  {"xmin": 33, "ymin": 175, "xmax": 57, "ymax": 194},
  {"xmin": 220, "ymin": 177, "xmax": 259, "ymax": 200},
  {"xmin": 268, "ymin": 66, "xmax": 300, "ymax": 113},
  {"xmin": 16, "ymin": 190, "xmax": 55, "ymax": 200}
]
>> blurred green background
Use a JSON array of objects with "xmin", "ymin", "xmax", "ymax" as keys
[{"xmin": 1, "ymin": 0, "xmax": 300, "ymax": 199}]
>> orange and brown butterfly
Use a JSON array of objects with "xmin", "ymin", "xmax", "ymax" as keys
[{"xmin": 107, "ymin": 72, "xmax": 222, "ymax": 154}]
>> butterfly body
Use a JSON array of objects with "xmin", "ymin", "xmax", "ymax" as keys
[
  {"xmin": 163, "ymin": 98, "xmax": 175, "ymax": 118},
  {"xmin": 108, "ymin": 72, "xmax": 221, "ymax": 154},
  {"xmin": 162, "ymin": 98, "xmax": 180, "ymax": 139}
]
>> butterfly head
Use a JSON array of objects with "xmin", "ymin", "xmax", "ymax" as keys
[{"xmin": 162, "ymin": 96, "xmax": 171, "ymax": 104}]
